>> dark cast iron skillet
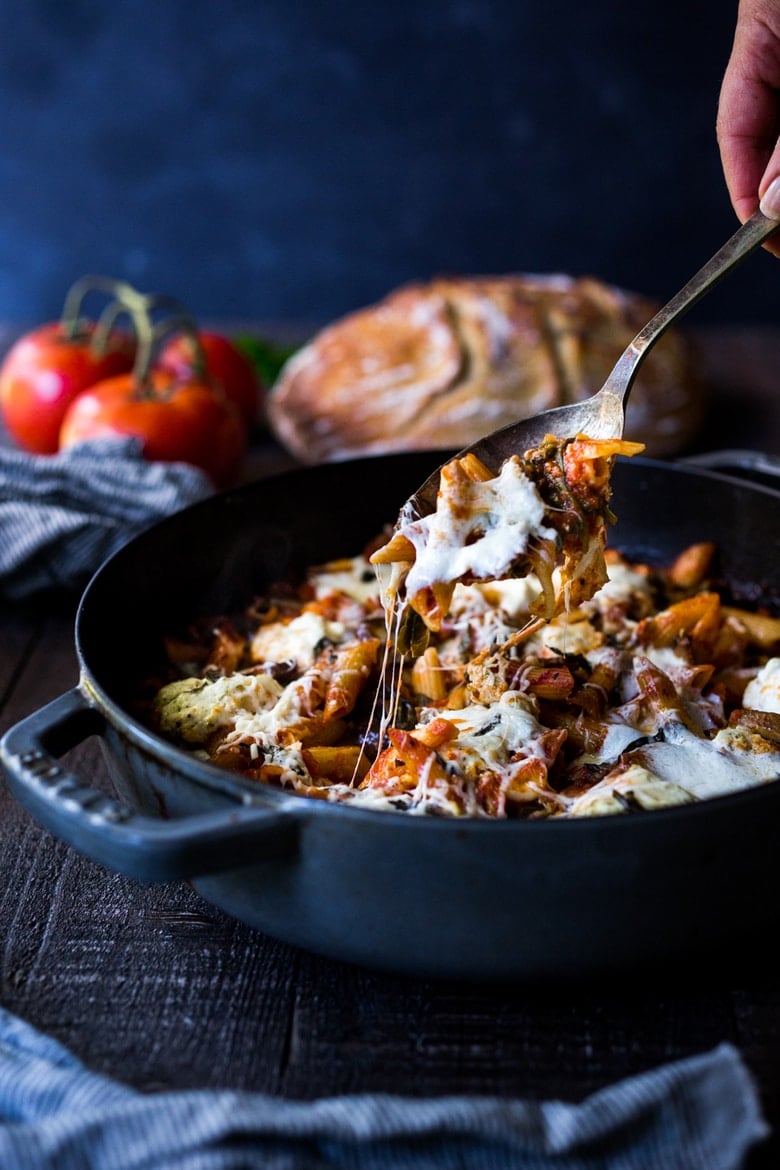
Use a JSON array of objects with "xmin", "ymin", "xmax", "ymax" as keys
[{"xmin": 1, "ymin": 451, "xmax": 779, "ymax": 981}]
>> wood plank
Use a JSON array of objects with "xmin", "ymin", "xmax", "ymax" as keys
[
  {"xmin": 2, "ymin": 330, "xmax": 780, "ymax": 1170},
  {"xmin": 0, "ymin": 606, "xmax": 42, "ymax": 718}
]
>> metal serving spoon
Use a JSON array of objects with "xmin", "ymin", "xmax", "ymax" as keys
[{"xmin": 406, "ymin": 208, "xmax": 780, "ymax": 518}]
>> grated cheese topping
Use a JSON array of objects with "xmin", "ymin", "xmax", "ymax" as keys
[{"xmin": 149, "ymin": 470, "xmax": 778, "ymax": 820}]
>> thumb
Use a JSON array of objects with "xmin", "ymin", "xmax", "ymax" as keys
[{"xmin": 758, "ymin": 144, "xmax": 780, "ymax": 218}]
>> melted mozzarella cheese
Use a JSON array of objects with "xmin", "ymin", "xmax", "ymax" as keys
[
  {"xmin": 536, "ymin": 618, "xmax": 604, "ymax": 656},
  {"xmin": 155, "ymin": 673, "xmax": 283, "ymax": 743},
  {"xmin": 577, "ymin": 718, "xmax": 648, "ymax": 766},
  {"xmin": 640, "ymin": 645, "xmax": 692, "ymax": 678},
  {"xmin": 630, "ymin": 723, "xmax": 780, "ymax": 800},
  {"xmin": 311, "ymin": 557, "xmax": 381, "ymax": 604},
  {"xmin": 467, "ymin": 577, "xmax": 542, "ymax": 620},
  {"xmin": 567, "ymin": 764, "xmax": 695, "ymax": 817},
  {"xmin": 587, "ymin": 561, "xmax": 654, "ymax": 610},
  {"xmin": 250, "ymin": 611, "xmax": 345, "ymax": 669},
  {"xmin": 229, "ymin": 674, "xmax": 320, "ymax": 742},
  {"xmin": 743, "ymin": 658, "xmax": 780, "ymax": 714},
  {"xmin": 398, "ymin": 457, "xmax": 555, "ymax": 596},
  {"xmin": 430, "ymin": 692, "xmax": 544, "ymax": 779},
  {"xmin": 438, "ymin": 586, "xmax": 522, "ymax": 659}
]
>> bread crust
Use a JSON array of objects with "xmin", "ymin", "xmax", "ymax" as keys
[{"xmin": 268, "ymin": 275, "xmax": 706, "ymax": 462}]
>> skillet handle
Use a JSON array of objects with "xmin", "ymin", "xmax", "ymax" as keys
[{"xmin": 0, "ymin": 688, "xmax": 298, "ymax": 883}]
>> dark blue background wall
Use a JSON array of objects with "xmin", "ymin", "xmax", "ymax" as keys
[{"xmin": 1, "ymin": 0, "xmax": 776, "ymax": 330}]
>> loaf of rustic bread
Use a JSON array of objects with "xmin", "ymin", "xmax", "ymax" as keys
[{"xmin": 267, "ymin": 274, "xmax": 706, "ymax": 462}]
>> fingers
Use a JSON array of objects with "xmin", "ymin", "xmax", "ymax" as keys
[
  {"xmin": 717, "ymin": 0, "xmax": 780, "ymax": 254},
  {"xmin": 716, "ymin": 68, "xmax": 776, "ymax": 222}
]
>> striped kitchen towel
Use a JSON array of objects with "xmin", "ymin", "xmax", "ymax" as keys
[
  {"xmin": 0, "ymin": 1006, "xmax": 769, "ymax": 1170},
  {"xmin": 0, "ymin": 437, "xmax": 213, "ymax": 601}
]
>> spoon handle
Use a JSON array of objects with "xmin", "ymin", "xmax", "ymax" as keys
[
  {"xmin": 602, "ymin": 209, "xmax": 780, "ymax": 402},
  {"xmin": 406, "ymin": 209, "xmax": 780, "ymax": 517}
]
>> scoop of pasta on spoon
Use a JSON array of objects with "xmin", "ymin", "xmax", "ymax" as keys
[{"xmin": 372, "ymin": 209, "xmax": 780, "ymax": 654}]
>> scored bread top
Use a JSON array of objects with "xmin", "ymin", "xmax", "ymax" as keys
[{"xmin": 268, "ymin": 274, "xmax": 706, "ymax": 462}]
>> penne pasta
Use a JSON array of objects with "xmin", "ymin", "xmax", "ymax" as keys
[
  {"xmin": 370, "ymin": 434, "xmax": 645, "ymax": 652},
  {"xmin": 147, "ymin": 440, "xmax": 780, "ymax": 822}
]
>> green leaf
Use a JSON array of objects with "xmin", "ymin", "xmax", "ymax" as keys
[{"xmin": 233, "ymin": 335, "xmax": 301, "ymax": 387}]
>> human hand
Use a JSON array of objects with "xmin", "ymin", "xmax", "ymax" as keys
[{"xmin": 717, "ymin": 0, "xmax": 780, "ymax": 251}]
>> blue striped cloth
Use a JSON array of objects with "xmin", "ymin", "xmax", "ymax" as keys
[
  {"xmin": 0, "ymin": 437, "xmax": 213, "ymax": 600},
  {"xmin": 0, "ymin": 1008, "xmax": 769, "ymax": 1169}
]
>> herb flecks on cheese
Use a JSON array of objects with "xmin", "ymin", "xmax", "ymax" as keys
[{"xmin": 148, "ymin": 533, "xmax": 780, "ymax": 819}]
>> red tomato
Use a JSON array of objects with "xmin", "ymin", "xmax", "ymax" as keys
[
  {"xmin": 59, "ymin": 370, "xmax": 248, "ymax": 488},
  {"xmin": 0, "ymin": 322, "xmax": 135, "ymax": 454},
  {"xmin": 159, "ymin": 332, "xmax": 262, "ymax": 426}
]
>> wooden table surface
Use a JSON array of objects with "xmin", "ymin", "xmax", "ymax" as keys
[{"xmin": 1, "ymin": 323, "xmax": 779, "ymax": 1166}]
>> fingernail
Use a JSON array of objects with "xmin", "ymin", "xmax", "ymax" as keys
[{"xmin": 759, "ymin": 176, "xmax": 780, "ymax": 219}]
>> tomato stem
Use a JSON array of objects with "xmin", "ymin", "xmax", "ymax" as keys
[
  {"xmin": 60, "ymin": 275, "xmax": 139, "ymax": 350},
  {"xmin": 61, "ymin": 275, "xmax": 207, "ymax": 400}
]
